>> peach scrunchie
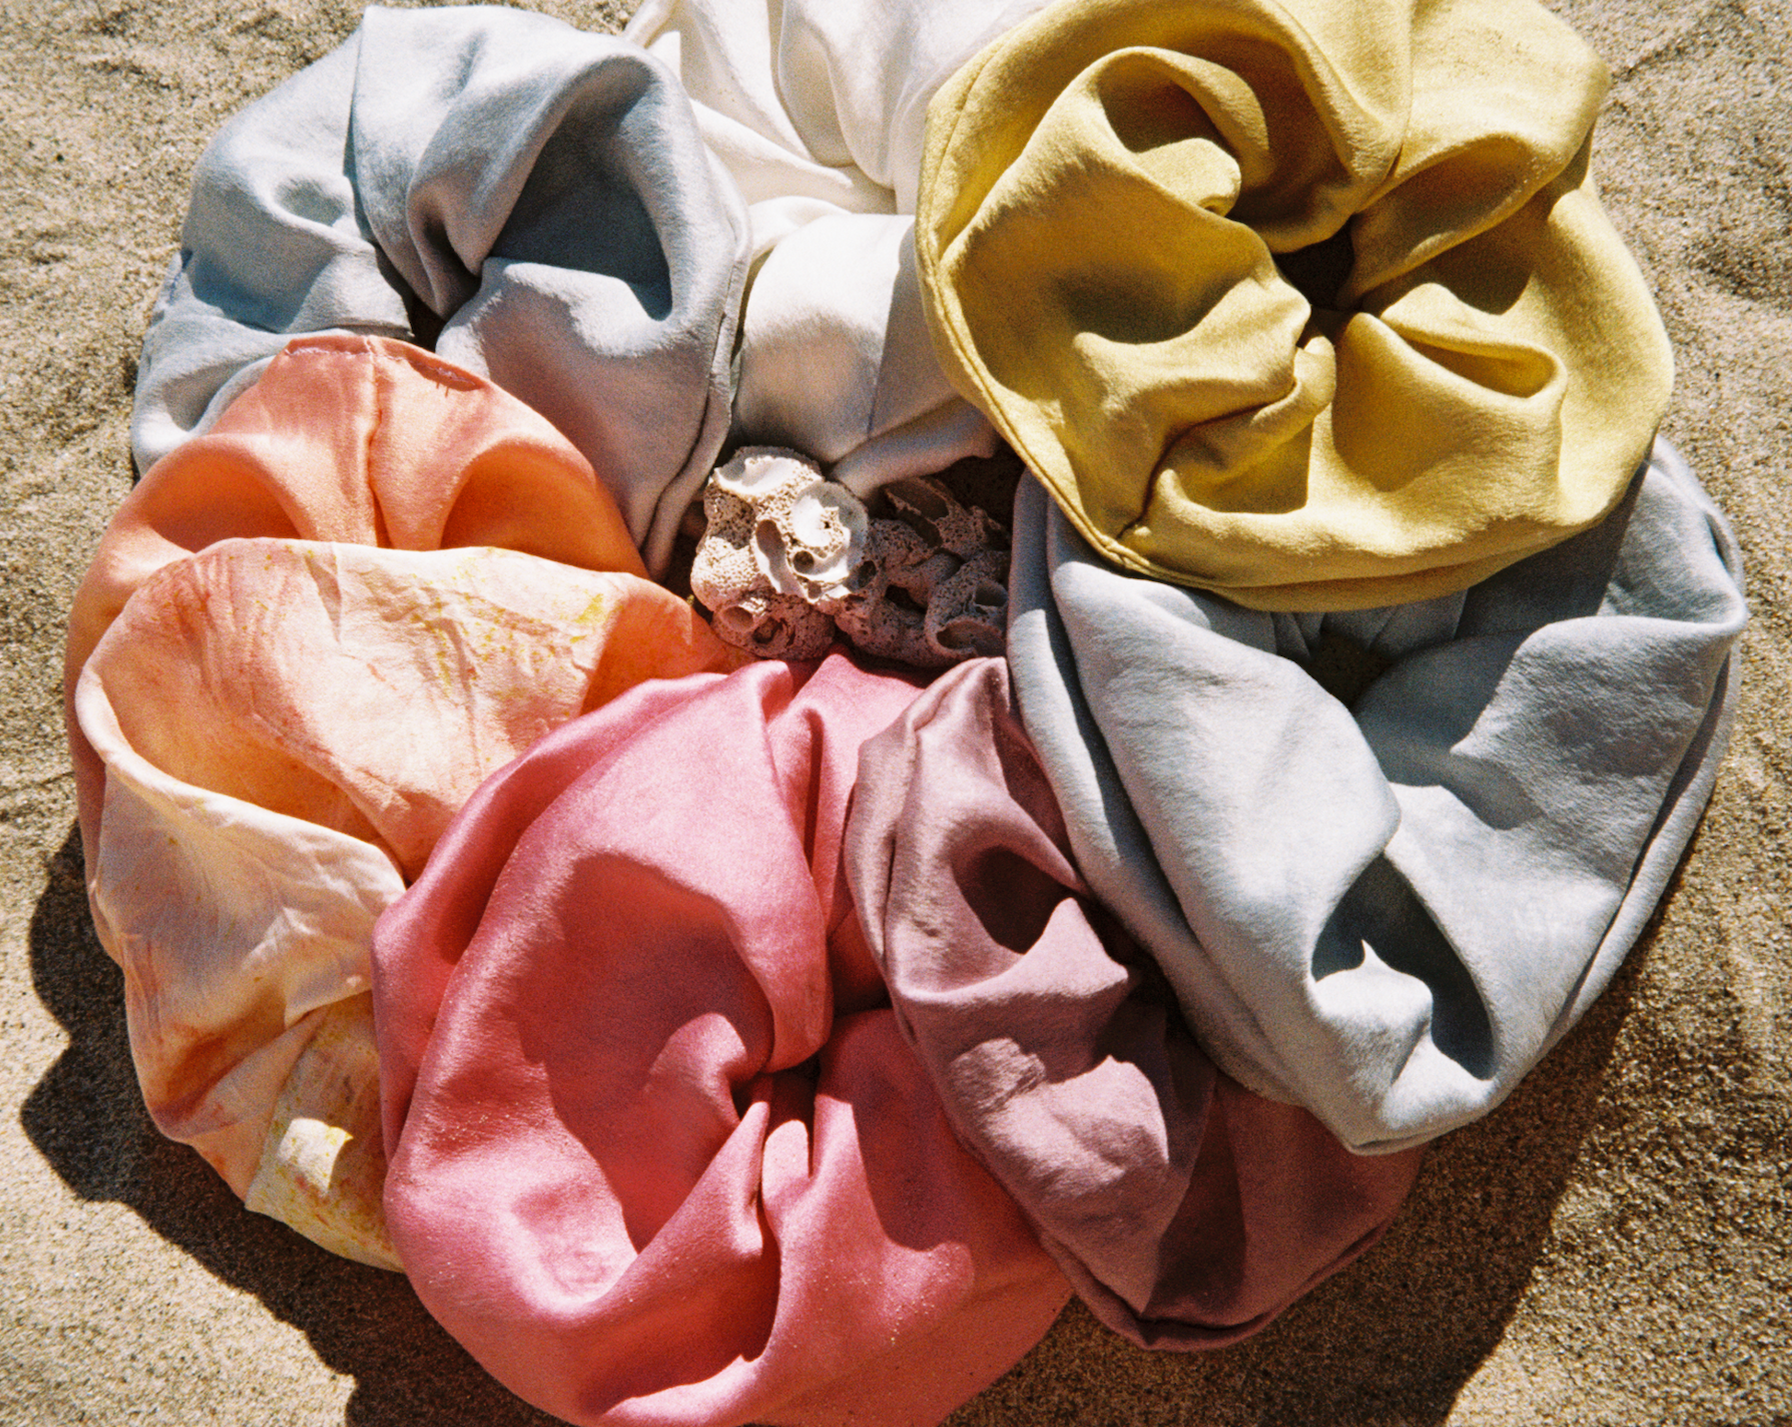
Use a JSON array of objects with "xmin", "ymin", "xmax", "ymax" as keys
[
  {"xmin": 66, "ymin": 335, "xmax": 737, "ymax": 1263},
  {"xmin": 916, "ymin": 0, "xmax": 1673, "ymax": 609}
]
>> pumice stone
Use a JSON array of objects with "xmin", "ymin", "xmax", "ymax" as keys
[
  {"xmin": 690, "ymin": 446, "xmax": 863, "ymax": 660},
  {"xmin": 690, "ymin": 448, "xmax": 1013, "ymax": 668},
  {"xmin": 832, "ymin": 476, "xmax": 1010, "ymax": 668}
]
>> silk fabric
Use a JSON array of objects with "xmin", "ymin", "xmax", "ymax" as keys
[
  {"xmin": 68, "ymin": 336, "xmax": 736, "ymax": 1262},
  {"xmin": 626, "ymin": 0, "xmax": 1042, "ymax": 494},
  {"xmin": 373, "ymin": 653, "xmax": 1070, "ymax": 1427},
  {"xmin": 917, "ymin": 0, "xmax": 1676, "ymax": 608},
  {"xmin": 132, "ymin": 5, "xmax": 749, "ymax": 572},
  {"xmin": 1007, "ymin": 442, "xmax": 1746, "ymax": 1150},
  {"xmin": 847, "ymin": 657, "xmax": 1423, "ymax": 1347}
]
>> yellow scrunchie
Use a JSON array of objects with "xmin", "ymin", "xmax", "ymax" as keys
[{"xmin": 916, "ymin": 0, "xmax": 1672, "ymax": 609}]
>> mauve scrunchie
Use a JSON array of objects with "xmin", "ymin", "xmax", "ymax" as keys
[
  {"xmin": 917, "ymin": 0, "xmax": 1675, "ymax": 609},
  {"xmin": 67, "ymin": 334, "xmax": 736, "ymax": 1265},
  {"xmin": 846, "ymin": 657, "xmax": 1422, "ymax": 1348},
  {"xmin": 134, "ymin": 4, "xmax": 749, "ymax": 572},
  {"xmin": 1007, "ymin": 440, "xmax": 1746, "ymax": 1152},
  {"xmin": 372, "ymin": 653, "xmax": 1070, "ymax": 1427}
]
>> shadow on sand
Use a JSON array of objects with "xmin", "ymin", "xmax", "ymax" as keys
[
  {"xmin": 23, "ymin": 817, "xmax": 1665, "ymax": 1427},
  {"xmin": 20, "ymin": 826, "xmax": 559, "ymax": 1427}
]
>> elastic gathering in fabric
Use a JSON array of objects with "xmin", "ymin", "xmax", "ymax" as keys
[
  {"xmin": 133, "ymin": 5, "xmax": 749, "ymax": 575},
  {"xmin": 68, "ymin": 335, "xmax": 739, "ymax": 1266},
  {"xmin": 1006, "ymin": 441, "xmax": 1746, "ymax": 1151},
  {"xmin": 372, "ymin": 653, "xmax": 1070, "ymax": 1427},
  {"xmin": 624, "ymin": 0, "xmax": 1045, "ymax": 501},
  {"xmin": 845, "ymin": 656, "xmax": 1425, "ymax": 1348}
]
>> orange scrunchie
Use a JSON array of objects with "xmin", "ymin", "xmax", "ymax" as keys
[{"xmin": 66, "ymin": 334, "xmax": 739, "ymax": 1263}]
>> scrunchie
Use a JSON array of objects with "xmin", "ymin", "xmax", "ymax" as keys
[
  {"xmin": 846, "ymin": 657, "xmax": 1423, "ymax": 1347},
  {"xmin": 627, "ymin": 0, "xmax": 1045, "ymax": 493},
  {"xmin": 1007, "ymin": 441, "xmax": 1746, "ymax": 1150},
  {"xmin": 625, "ymin": 0, "xmax": 1042, "ymax": 221},
  {"xmin": 372, "ymin": 653, "xmax": 1069, "ymax": 1427},
  {"xmin": 133, "ymin": 5, "xmax": 749, "ymax": 572},
  {"xmin": 917, "ymin": 0, "xmax": 1675, "ymax": 609},
  {"xmin": 67, "ymin": 335, "xmax": 737, "ymax": 1264}
]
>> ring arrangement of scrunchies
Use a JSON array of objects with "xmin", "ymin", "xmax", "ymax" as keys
[{"xmin": 64, "ymin": 0, "xmax": 1749, "ymax": 1423}]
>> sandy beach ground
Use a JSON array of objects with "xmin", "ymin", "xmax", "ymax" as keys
[{"xmin": 2, "ymin": 1, "xmax": 1786, "ymax": 1422}]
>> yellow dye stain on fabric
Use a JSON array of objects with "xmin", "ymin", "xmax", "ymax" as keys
[{"xmin": 243, "ymin": 994, "xmax": 400, "ymax": 1270}]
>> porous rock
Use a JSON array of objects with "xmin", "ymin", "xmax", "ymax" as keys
[
  {"xmin": 691, "ymin": 450, "xmax": 1011, "ymax": 669},
  {"xmin": 690, "ymin": 446, "xmax": 863, "ymax": 659}
]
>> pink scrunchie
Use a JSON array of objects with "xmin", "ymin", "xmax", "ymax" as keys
[
  {"xmin": 372, "ymin": 652, "xmax": 1071, "ymax": 1427},
  {"xmin": 846, "ymin": 657, "xmax": 1423, "ymax": 1348}
]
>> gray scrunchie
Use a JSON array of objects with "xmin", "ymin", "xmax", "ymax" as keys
[
  {"xmin": 1008, "ymin": 440, "xmax": 1747, "ymax": 1151},
  {"xmin": 133, "ymin": 4, "xmax": 750, "ymax": 573}
]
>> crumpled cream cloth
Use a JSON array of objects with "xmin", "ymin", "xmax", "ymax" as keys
[
  {"xmin": 1006, "ymin": 441, "xmax": 1746, "ymax": 1151},
  {"xmin": 67, "ymin": 336, "xmax": 738, "ymax": 1265},
  {"xmin": 627, "ymin": 0, "xmax": 1041, "ymax": 494},
  {"xmin": 917, "ymin": 0, "xmax": 1675, "ymax": 609},
  {"xmin": 132, "ymin": 4, "xmax": 749, "ymax": 572}
]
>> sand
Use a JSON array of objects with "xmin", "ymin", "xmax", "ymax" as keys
[{"xmin": 1, "ymin": 1, "xmax": 1786, "ymax": 1423}]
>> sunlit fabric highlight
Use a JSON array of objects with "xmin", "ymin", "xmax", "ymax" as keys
[
  {"xmin": 848, "ymin": 657, "xmax": 1423, "ymax": 1346},
  {"xmin": 67, "ymin": 336, "xmax": 737, "ymax": 1263},
  {"xmin": 374, "ymin": 653, "xmax": 1070, "ymax": 1427},
  {"xmin": 1007, "ymin": 441, "xmax": 1745, "ymax": 1149},
  {"xmin": 132, "ymin": 6, "xmax": 749, "ymax": 571},
  {"xmin": 917, "ymin": 0, "xmax": 1675, "ymax": 608}
]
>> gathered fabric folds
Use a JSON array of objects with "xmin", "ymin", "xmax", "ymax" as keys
[
  {"xmin": 76, "ymin": 0, "xmax": 1752, "ymax": 1417},
  {"xmin": 66, "ymin": 335, "xmax": 738, "ymax": 1264},
  {"xmin": 1007, "ymin": 441, "xmax": 1746, "ymax": 1151},
  {"xmin": 846, "ymin": 657, "xmax": 1423, "ymax": 1347},
  {"xmin": 372, "ymin": 652, "xmax": 1071, "ymax": 1427},
  {"xmin": 627, "ymin": 0, "xmax": 1047, "ymax": 494},
  {"xmin": 916, "ymin": 0, "xmax": 1675, "ymax": 609},
  {"xmin": 627, "ymin": 0, "xmax": 1043, "ymax": 218},
  {"xmin": 133, "ymin": 4, "xmax": 749, "ymax": 572},
  {"xmin": 71, "ymin": 334, "xmax": 652, "ymax": 834}
]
